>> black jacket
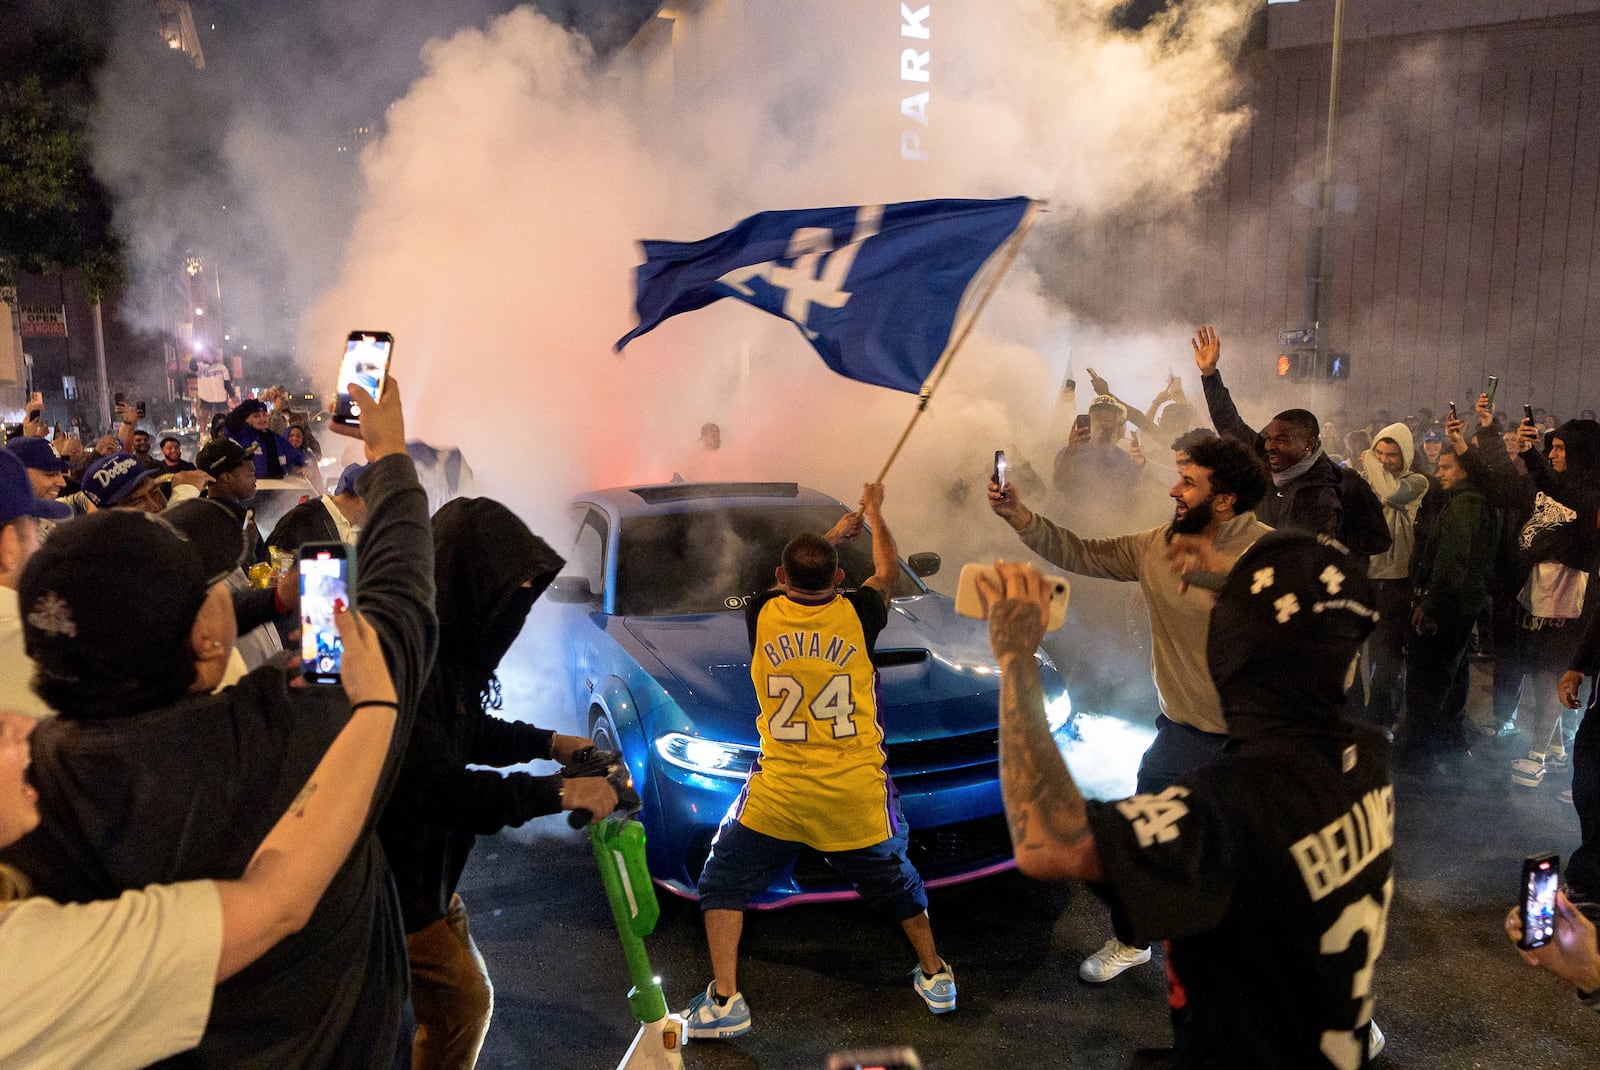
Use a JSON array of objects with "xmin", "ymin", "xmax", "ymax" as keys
[
  {"xmin": 1202, "ymin": 373, "xmax": 1345, "ymax": 538},
  {"xmin": 206, "ymin": 492, "xmax": 270, "ymax": 567},
  {"xmin": 2, "ymin": 455, "xmax": 438, "ymax": 1069},
  {"xmin": 379, "ymin": 497, "xmax": 567, "ymax": 933}
]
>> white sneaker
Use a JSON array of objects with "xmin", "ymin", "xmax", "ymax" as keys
[
  {"xmin": 1078, "ymin": 938, "xmax": 1151, "ymax": 982},
  {"xmin": 1368, "ymin": 1019, "xmax": 1385, "ymax": 1059}
]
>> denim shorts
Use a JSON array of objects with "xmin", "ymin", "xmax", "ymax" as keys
[{"xmin": 696, "ymin": 808, "xmax": 928, "ymax": 921}]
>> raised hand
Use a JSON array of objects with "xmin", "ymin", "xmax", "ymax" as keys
[{"xmin": 1192, "ymin": 325, "xmax": 1221, "ymax": 377}]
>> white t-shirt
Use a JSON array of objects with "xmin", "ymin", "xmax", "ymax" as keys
[
  {"xmin": 0, "ymin": 880, "xmax": 223, "ymax": 1070},
  {"xmin": 0, "ymin": 587, "xmax": 51, "ymax": 719}
]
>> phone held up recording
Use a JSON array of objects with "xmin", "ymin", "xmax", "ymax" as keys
[
  {"xmin": 300, "ymin": 542, "xmax": 355, "ymax": 686},
  {"xmin": 954, "ymin": 563, "xmax": 1071, "ymax": 632},
  {"xmin": 334, "ymin": 331, "xmax": 395, "ymax": 426},
  {"xmin": 1486, "ymin": 375, "xmax": 1499, "ymax": 407},
  {"xmin": 1519, "ymin": 853, "xmax": 1560, "ymax": 950},
  {"xmin": 993, "ymin": 450, "xmax": 1008, "ymax": 492}
]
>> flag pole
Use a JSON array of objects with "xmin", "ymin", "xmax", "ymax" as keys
[{"xmin": 871, "ymin": 200, "xmax": 1042, "ymax": 485}]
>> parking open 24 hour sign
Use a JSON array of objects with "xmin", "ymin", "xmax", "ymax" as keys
[{"xmin": 19, "ymin": 306, "xmax": 68, "ymax": 337}]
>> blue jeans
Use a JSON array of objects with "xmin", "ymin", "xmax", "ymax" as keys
[
  {"xmin": 697, "ymin": 808, "xmax": 928, "ymax": 922},
  {"xmin": 1135, "ymin": 714, "xmax": 1231, "ymax": 796}
]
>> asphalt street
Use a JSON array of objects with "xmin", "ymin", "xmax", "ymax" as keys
[{"xmin": 459, "ymin": 717, "xmax": 1595, "ymax": 1070}]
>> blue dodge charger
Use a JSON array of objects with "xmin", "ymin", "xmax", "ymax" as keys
[{"xmin": 545, "ymin": 481, "xmax": 1072, "ymax": 907}]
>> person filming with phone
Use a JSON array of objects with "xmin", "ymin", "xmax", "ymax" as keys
[
  {"xmin": 1505, "ymin": 888, "xmax": 1600, "ymax": 1013},
  {"xmin": 982, "ymin": 531, "xmax": 1395, "ymax": 1067},
  {"xmin": 988, "ymin": 431, "xmax": 1271, "ymax": 984},
  {"xmin": 1, "ymin": 374, "xmax": 438, "ymax": 1069}
]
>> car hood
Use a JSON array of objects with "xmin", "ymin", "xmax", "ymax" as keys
[{"xmin": 622, "ymin": 593, "xmax": 1004, "ymax": 741}]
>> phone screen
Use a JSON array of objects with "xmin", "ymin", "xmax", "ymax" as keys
[
  {"xmin": 1074, "ymin": 414, "xmax": 1091, "ymax": 435},
  {"xmin": 1486, "ymin": 376, "xmax": 1499, "ymax": 407},
  {"xmin": 300, "ymin": 544, "xmax": 352, "ymax": 685},
  {"xmin": 1519, "ymin": 853, "xmax": 1560, "ymax": 950},
  {"xmin": 334, "ymin": 332, "xmax": 394, "ymax": 424},
  {"xmin": 994, "ymin": 450, "xmax": 1008, "ymax": 491}
]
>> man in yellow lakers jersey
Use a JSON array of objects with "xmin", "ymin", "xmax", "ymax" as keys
[{"xmin": 681, "ymin": 483, "xmax": 955, "ymax": 1039}]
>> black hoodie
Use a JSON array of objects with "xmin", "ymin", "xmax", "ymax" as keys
[{"xmin": 378, "ymin": 497, "xmax": 567, "ymax": 932}]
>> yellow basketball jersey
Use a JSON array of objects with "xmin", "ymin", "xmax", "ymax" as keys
[{"xmin": 737, "ymin": 590, "xmax": 893, "ymax": 852}]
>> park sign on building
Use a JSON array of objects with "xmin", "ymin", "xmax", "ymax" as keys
[{"xmin": 19, "ymin": 305, "xmax": 68, "ymax": 337}]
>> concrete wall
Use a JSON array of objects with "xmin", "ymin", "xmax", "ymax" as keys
[
  {"xmin": 1061, "ymin": 10, "xmax": 1600, "ymax": 424},
  {"xmin": 1269, "ymin": 0, "xmax": 1600, "ymax": 49}
]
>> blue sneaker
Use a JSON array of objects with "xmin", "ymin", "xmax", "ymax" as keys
[
  {"xmin": 913, "ymin": 961, "xmax": 957, "ymax": 1014},
  {"xmin": 681, "ymin": 981, "xmax": 752, "ymax": 1039}
]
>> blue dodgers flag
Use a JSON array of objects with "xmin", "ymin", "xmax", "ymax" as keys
[{"xmin": 616, "ymin": 196, "xmax": 1033, "ymax": 393}]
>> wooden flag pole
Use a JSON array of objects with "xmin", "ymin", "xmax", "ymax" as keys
[{"xmin": 871, "ymin": 200, "xmax": 1043, "ymax": 485}]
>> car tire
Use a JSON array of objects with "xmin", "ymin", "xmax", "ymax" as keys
[{"xmin": 589, "ymin": 706, "xmax": 620, "ymax": 754}]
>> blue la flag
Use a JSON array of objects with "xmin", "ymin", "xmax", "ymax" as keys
[{"xmin": 616, "ymin": 196, "xmax": 1033, "ymax": 394}]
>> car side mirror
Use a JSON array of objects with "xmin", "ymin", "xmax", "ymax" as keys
[
  {"xmin": 907, "ymin": 552, "xmax": 941, "ymax": 578},
  {"xmin": 546, "ymin": 575, "xmax": 598, "ymax": 604}
]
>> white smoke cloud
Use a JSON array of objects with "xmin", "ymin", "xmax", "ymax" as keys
[
  {"xmin": 302, "ymin": 0, "xmax": 1258, "ymax": 528},
  {"xmin": 87, "ymin": 0, "xmax": 1262, "ymax": 730}
]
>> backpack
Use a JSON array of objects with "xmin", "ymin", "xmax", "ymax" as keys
[{"xmin": 1337, "ymin": 467, "xmax": 1393, "ymax": 556}]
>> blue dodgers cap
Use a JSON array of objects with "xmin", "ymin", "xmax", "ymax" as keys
[
  {"xmin": 334, "ymin": 463, "xmax": 367, "ymax": 496},
  {"xmin": 0, "ymin": 451, "xmax": 71, "ymax": 524},
  {"xmin": 5, "ymin": 436, "xmax": 70, "ymax": 474},
  {"xmin": 81, "ymin": 454, "xmax": 156, "ymax": 508}
]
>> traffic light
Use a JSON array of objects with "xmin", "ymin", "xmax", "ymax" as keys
[{"xmin": 1275, "ymin": 350, "xmax": 1350, "ymax": 382}]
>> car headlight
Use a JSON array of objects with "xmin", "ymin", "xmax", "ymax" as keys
[
  {"xmin": 654, "ymin": 732, "xmax": 759, "ymax": 778},
  {"xmin": 1046, "ymin": 690, "xmax": 1074, "ymax": 734}
]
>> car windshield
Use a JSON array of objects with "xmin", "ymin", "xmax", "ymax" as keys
[{"xmin": 615, "ymin": 505, "xmax": 921, "ymax": 616}]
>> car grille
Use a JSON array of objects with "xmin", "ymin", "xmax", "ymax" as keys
[
  {"xmin": 885, "ymin": 728, "xmax": 999, "ymax": 774},
  {"xmin": 789, "ymin": 813, "xmax": 1013, "ymax": 886}
]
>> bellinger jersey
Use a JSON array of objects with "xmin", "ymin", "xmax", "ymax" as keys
[
  {"xmin": 1085, "ymin": 724, "xmax": 1395, "ymax": 1070},
  {"xmin": 737, "ymin": 587, "xmax": 892, "ymax": 852}
]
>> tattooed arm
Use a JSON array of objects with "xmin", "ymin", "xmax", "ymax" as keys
[
  {"xmin": 979, "ymin": 562, "xmax": 1104, "ymax": 881},
  {"xmin": 212, "ymin": 606, "xmax": 398, "ymax": 980}
]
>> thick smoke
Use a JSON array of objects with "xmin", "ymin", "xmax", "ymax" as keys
[
  {"xmin": 289, "ymin": 2, "xmax": 1260, "ymax": 733},
  {"xmin": 91, "ymin": 1, "xmax": 1264, "ymax": 733},
  {"xmin": 90, "ymin": 0, "xmax": 528, "ymax": 355},
  {"xmin": 302, "ymin": 0, "xmax": 1258, "ymax": 520}
]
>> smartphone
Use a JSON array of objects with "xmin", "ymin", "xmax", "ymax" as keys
[
  {"xmin": 333, "ymin": 331, "xmax": 395, "ymax": 426},
  {"xmin": 954, "ymin": 563, "xmax": 1070, "ymax": 632},
  {"xmin": 1524, "ymin": 403, "xmax": 1535, "ymax": 424},
  {"xmin": 1518, "ymin": 853, "xmax": 1560, "ymax": 950},
  {"xmin": 1486, "ymin": 375, "xmax": 1499, "ymax": 407},
  {"xmin": 1074, "ymin": 414, "xmax": 1091, "ymax": 436},
  {"xmin": 299, "ymin": 542, "xmax": 355, "ymax": 686},
  {"xmin": 1448, "ymin": 402, "xmax": 1458, "ymax": 421},
  {"xmin": 1130, "ymin": 429, "xmax": 1141, "ymax": 448},
  {"xmin": 993, "ymin": 450, "xmax": 1008, "ymax": 492},
  {"xmin": 824, "ymin": 1049, "xmax": 921, "ymax": 1070}
]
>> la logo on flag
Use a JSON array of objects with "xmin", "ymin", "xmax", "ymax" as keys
[
  {"xmin": 715, "ymin": 204, "xmax": 883, "ymax": 340},
  {"xmin": 616, "ymin": 196, "xmax": 1033, "ymax": 395}
]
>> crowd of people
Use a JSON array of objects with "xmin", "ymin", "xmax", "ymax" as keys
[
  {"xmin": 980, "ymin": 325, "xmax": 1599, "ymax": 1061},
  {"xmin": 1, "ymin": 322, "xmax": 1597, "ymax": 1069},
  {"xmin": 1, "ymin": 379, "xmax": 622, "ymax": 1069}
]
